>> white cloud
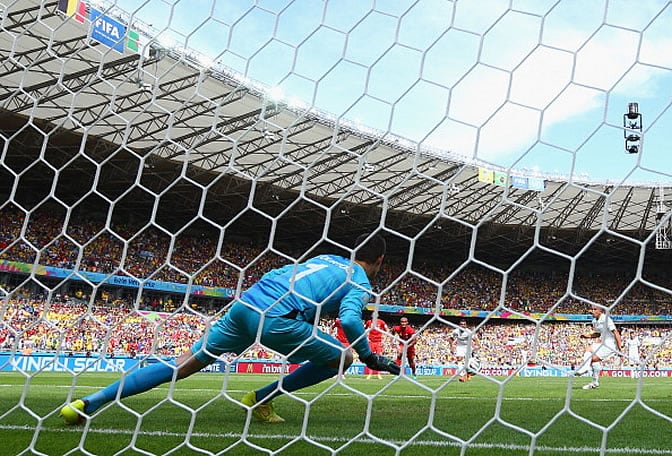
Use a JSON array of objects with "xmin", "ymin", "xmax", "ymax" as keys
[
  {"xmin": 574, "ymin": 27, "xmax": 640, "ymax": 90},
  {"xmin": 477, "ymin": 103, "xmax": 541, "ymax": 162},
  {"xmin": 510, "ymin": 46, "xmax": 574, "ymax": 109},
  {"xmin": 448, "ymin": 65, "xmax": 510, "ymax": 126}
]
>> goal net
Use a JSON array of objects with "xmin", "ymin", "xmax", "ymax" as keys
[{"xmin": 1, "ymin": 0, "xmax": 672, "ymax": 454}]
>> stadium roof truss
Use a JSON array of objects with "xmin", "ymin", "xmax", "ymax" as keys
[{"xmin": 1, "ymin": 1, "xmax": 671, "ymax": 265}]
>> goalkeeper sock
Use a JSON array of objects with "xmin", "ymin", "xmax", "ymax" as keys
[
  {"xmin": 255, "ymin": 361, "xmax": 338, "ymax": 403},
  {"xmin": 83, "ymin": 360, "xmax": 177, "ymax": 413},
  {"xmin": 591, "ymin": 362, "xmax": 602, "ymax": 384}
]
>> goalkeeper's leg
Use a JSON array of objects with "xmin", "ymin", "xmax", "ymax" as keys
[
  {"xmin": 254, "ymin": 359, "xmax": 344, "ymax": 403},
  {"xmin": 242, "ymin": 357, "xmax": 343, "ymax": 424},
  {"xmin": 61, "ymin": 351, "xmax": 209, "ymax": 423},
  {"xmin": 253, "ymin": 321, "xmax": 349, "ymax": 404},
  {"xmin": 61, "ymin": 303, "xmax": 253, "ymax": 423}
]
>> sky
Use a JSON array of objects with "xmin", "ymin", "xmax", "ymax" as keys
[{"xmin": 101, "ymin": 0, "xmax": 672, "ymax": 184}]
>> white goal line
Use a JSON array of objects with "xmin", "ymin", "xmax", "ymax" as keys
[{"xmin": 0, "ymin": 424, "xmax": 670, "ymax": 455}]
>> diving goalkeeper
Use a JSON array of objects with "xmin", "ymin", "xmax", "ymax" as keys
[{"xmin": 61, "ymin": 233, "xmax": 399, "ymax": 424}]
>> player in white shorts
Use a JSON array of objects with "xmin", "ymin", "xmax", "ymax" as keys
[
  {"xmin": 625, "ymin": 330, "xmax": 641, "ymax": 366},
  {"xmin": 575, "ymin": 305, "xmax": 623, "ymax": 390},
  {"xmin": 450, "ymin": 320, "xmax": 477, "ymax": 382}
]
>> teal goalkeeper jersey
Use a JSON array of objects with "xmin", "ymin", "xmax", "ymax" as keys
[{"xmin": 239, "ymin": 254, "xmax": 373, "ymax": 358}]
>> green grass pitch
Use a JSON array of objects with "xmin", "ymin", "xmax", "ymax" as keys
[{"xmin": 1, "ymin": 372, "xmax": 671, "ymax": 455}]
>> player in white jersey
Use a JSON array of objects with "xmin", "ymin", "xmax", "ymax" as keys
[
  {"xmin": 450, "ymin": 320, "xmax": 477, "ymax": 382},
  {"xmin": 576, "ymin": 305, "xmax": 623, "ymax": 390},
  {"xmin": 625, "ymin": 331, "xmax": 641, "ymax": 366}
]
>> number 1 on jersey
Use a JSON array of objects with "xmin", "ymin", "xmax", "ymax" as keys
[{"xmin": 294, "ymin": 263, "xmax": 328, "ymax": 281}]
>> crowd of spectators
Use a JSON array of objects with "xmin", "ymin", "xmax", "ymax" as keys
[
  {"xmin": 0, "ymin": 297, "xmax": 206, "ymax": 357},
  {"xmin": 2, "ymin": 297, "xmax": 672, "ymax": 370},
  {"xmin": 1, "ymin": 208, "xmax": 671, "ymax": 316},
  {"xmin": 2, "ymin": 208, "xmax": 672, "ymax": 370}
]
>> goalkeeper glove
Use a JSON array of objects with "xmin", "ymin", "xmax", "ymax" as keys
[{"xmin": 362, "ymin": 353, "xmax": 401, "ymax": 375}]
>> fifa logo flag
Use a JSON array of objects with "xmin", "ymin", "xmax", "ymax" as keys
[
  {"xmin": 57, "ymin": 1, "xmax": 143, "ymax": 56},
  {"xmin": 90, "ymin": 8, "xmax": 127, "ymax": 53},
  {"xmin": 478, "ymin": 168, "xmax": 494, "ymax": 184},
  {"xmin": 57, "ymin": 0, "xmax": 86, "ymax": 23}
]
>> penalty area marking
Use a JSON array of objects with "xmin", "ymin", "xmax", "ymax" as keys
[
  {"xmin": 0, "ymin": 383, "xmax": 655, "ymax": 405},
  {"xmin": 0, "ymin": 383, "xmax": 654, "ymax": 402}
]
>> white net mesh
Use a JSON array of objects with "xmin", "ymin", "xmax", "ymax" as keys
[{"xmin": 1, "ymin": 0, "xmax": 672, "ymax": 454}]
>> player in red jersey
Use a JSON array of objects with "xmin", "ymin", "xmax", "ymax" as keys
[
  {"xmin": 365, "ymin": 317, "xmax": 389, "ymax": 379},
  {"xmin": 332, "ymin": 318, "xmax": 350, "ymax": 376},
  {"xmin": 332, "ymin": 318, "xmax": 349, "ymax": 347},
  {"xmin": 392, "ymin": 316, "xmax": 417, "ymax": 379}
]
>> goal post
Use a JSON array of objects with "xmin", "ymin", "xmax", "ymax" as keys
[{"xmin": 1, "ymin": 1, "xmax": 672, "ymax": 454}]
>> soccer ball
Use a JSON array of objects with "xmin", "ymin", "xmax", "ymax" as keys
[{"xmin": 466, "ymin": 356, "xmax": 481, "ymax": 375}]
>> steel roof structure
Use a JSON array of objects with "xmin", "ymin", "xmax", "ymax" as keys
[{"xmin": 1, "ymin": 0, "xmax": 670, "ymax": 268}]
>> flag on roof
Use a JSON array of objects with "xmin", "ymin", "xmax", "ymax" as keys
[
  {"xmin": 57, "ymin": 0, "xmax": 86, "ymax": 23},
  {"xmin": 478, "ymin": 168, "xmax": 494, "ymax": 184},
  {"xmin": 494, "ymin": 172, "xmax": 508, "ymax": 187}
]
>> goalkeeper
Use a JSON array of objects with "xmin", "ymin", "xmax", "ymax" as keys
[{"xmin": 61, "ymin": 233, "xmax": 399, "ymax": 424}]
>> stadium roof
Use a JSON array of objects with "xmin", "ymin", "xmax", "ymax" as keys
[{"xmin": 1, "ymin": 0, "xmax": 670, "ymax": 268}]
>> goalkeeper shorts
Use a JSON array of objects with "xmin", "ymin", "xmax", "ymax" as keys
[{"xmin": 190, "ymin": 301, "xmax": 345, "ymax": 365}]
